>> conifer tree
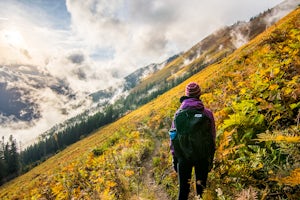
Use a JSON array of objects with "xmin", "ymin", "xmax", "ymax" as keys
[
  {"xmin": 4, "ymin": 135, "xmax": 19, "ymax": 177},
  {"xmin": 0, "ymin": 137, "xmax": 6, "ymax": 183}
]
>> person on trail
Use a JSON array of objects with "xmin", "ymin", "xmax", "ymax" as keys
[{"xmin": 169, "ymin": 82, "xmax": 216, "ymax": 200}]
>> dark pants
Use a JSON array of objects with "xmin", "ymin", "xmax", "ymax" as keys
[{"xmin": 177, "ymin": 158, "xmax": 209, "ymax": 200}]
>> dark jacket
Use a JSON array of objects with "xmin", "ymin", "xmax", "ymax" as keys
[{"xmin": 170, "ymin": 97, "xmax": 216, "ymax": 158}]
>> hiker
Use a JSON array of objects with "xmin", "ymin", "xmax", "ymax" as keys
[{"xmin": 169, "ymin": 82, "xmax": 216, "ymax": 200}]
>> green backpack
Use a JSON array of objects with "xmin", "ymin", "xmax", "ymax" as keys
[{"xmin": 173, "ymin": 109, "xmax": 214, "ymax": 163}]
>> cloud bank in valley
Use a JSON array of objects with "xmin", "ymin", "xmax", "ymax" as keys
[{"xmin": 0, "ymin": 0, "xmax": 285, "ymax": 145}]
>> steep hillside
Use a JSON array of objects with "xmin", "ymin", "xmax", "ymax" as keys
[{"xmin": 0, "ymin": 6, "xmax": 299, "ymax": 200}]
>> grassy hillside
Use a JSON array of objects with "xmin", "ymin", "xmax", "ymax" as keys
[{"xmin": 1, "ymin": 7, "xmax": 299, "ymax": 200}]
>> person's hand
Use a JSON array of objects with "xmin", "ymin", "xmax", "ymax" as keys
[
  {"xmin": 173, "ymin": 157, "xmax": 178, "ymax": 172},
  {"xmin": 173, "ymin": 163, "xmax": 178, "ymax": 172}
]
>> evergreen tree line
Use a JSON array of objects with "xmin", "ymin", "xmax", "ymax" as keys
[
  {"xmin": 20, "ymin": 105, "xmax": 117, "ymax": 171},
  {"xmin": 0, "ymin": 135, "xmax": 19, "ymax": 185},
  {"xmin": 0, "ymin": 62, "xmax": 207, "ymax": 185},
  {"xmin": 0, "ymin": 104, "xmax": 117, "ymax": 185}
]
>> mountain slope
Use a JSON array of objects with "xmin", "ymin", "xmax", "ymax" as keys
[{"xmin": 1, "ymin": 5, "xmax": 300, "ymax": 200}]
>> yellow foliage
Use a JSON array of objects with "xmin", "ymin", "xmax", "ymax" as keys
[
  {"xmin": 256, "ymin": 132, "xmax": 300, "ymax": 143},
  {"xmin": 215, "ymin": 129, "xmax": 238, "ymax": 161},
  {"xmin": 271, "ymin": 168, "xmax": 300, "ymax": 186},
  {"xmin": 125, "ymin": 170, "xmax": 135, "ymax": 177},
  {"xmin": 106, "ymin": 180, "xmax": 117, "ymax": 188},
  {"xmin": 268, "ymin": 84, "xmax": 279, "ymax": 91}
]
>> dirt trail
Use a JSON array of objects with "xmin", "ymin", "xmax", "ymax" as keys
[{"xmin": 134, "ymin": 135, "xmax": 170, "ymax": 200}]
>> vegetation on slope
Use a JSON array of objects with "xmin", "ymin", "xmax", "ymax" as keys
[
  {"xmin": 0, "ymin": 7, "xmax": 299, "ymax": 200},
  {"xmin": 154, "ymin": 7, "xmax": 300, "ymax": 199}
]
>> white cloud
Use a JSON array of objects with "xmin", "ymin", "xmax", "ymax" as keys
[
  {"xmin": 65, "ymin": 0, "xmax": 285, "ymax": 76},
  {"xmin": 0, "ymin": 72, "xmax": 93, "ymax": 147}
]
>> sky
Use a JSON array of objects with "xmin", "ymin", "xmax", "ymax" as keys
[{"xmin": 0, "ymin": 0, "xmax": 288, "ymax": 145}]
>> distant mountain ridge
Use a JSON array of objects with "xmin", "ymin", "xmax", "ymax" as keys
[{"xmin": 90, "ymin": 54, "xmax": 180, "ymax": 103}]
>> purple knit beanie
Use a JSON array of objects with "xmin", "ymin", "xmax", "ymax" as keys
[{"xmin": 185, "ymin": 82, "xmax": 201, "ymax": 97}]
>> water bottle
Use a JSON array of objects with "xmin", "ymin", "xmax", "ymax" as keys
[{"xmin": 169, "ymin": 128, "xmax": 177, "ymax": 140}]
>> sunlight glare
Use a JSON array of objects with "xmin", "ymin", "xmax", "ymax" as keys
[{"xmin": 3, "ymin": 30, "xmax": 24, "ymax": 47}]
